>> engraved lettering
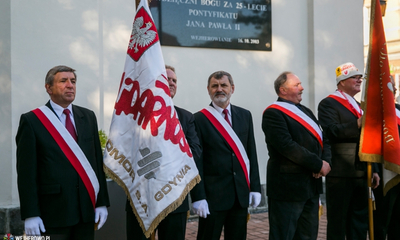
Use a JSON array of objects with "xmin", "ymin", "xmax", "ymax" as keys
[
  {"xmin": 208, "ymin": 22, "xmax": 232, "ymax": 29},
  {"xmin": 186, "ymin": 20, "xmax": 205, "ymax": 28},
  {"xmin": 201, "ymin": 0, "xmax": 220, "ymax": 7},
  {"xmin": 188, "ymin": 9, "xmax": 238, "ymax": 19},
  {"xmin": 224, "ymin": 1, "xmax": 232, "ymax": 8}
]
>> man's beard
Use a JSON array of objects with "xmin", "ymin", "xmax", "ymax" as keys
[{"xmin": 212, "ymin": 92, "xmax": 231, "ymax": 105}]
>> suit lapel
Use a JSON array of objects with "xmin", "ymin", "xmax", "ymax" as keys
[
  {"xmin": 72, "ymin": 105, "xmax": 84, "ymax": 144},
  {"xmin": 45, "ymin": 101, "xmax": 58, "ymax": 117},
  {"xmin": 230, "ymin": 105, "xmax": 241, "ymax": 137}
]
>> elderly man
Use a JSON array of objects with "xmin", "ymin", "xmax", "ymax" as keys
[
  {"xmin": 318, "ymin": 62, "xmax": 380, "ymax": 240},
  {"xmin": 191, "ymin": 70, "xmax": 261, "ymax": 240},
  {"xmin": 262, "ymin": 71, "xmax": 331, "ymax": 240},
  {"xmin": 16, "ymin": 65, "xmax": 109, "ymax": 239},
  {"xmin": 125, "ymin": 65, "xmax": 202, "ymax": 240}
]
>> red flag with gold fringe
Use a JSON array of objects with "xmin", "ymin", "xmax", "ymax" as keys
[{"xmin": 360, "ymin": 0, "xmax": 400, "ymax": 195}]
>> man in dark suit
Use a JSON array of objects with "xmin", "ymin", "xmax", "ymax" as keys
[
  {"xmin": 191, "ymin": 70, "xmax": 261, "ymax": 240},
  {"xmin": 262, "ymin": 71, "xmax": 331, "ymax": 240},
  {"xmin": 318, "ymin": 62, "xmax": 379, "ymax": 240},
  {"xmin": 16, "ymin": 65, "xmax": 110, "ymax": 240},
  {"xmin": 125, "ymin": 65, "xmax": 202, "ymax": 240}
]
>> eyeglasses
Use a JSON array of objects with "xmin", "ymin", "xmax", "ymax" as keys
[{"xmin": 350, "ymin": 76, "xmax": 363, "ymax": 80}]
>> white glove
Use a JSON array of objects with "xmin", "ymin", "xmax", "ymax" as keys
[
  {"xmin": 249, "ymin": 192, "xmax": 261, "ymax": 208},
  {"xmin": 94, "ymin": 206, "xmax": 108, "ymax": 230},
  {"xmin": 25, "ymin": 216, "xmax": 45, "ymax": 236},
  {"xmin": 192, "ymin": 199, "xmax": 210, "ymax": 218}
]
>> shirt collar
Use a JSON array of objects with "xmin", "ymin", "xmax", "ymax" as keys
[
  {"xmin": 49, "ymin": 100, "xmax": 73, "ymax": 119},
  {"xmin": 278, "ymin": 97, "xmax": 298, "ymax": 106},
  {"xmin": 211, "ymin": 102, "xmax": 232, "ymax": 116}
]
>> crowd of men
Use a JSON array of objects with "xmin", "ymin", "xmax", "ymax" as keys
[{"xmin": 16, "ymin": 63, "xmax": 399, "ymax": 240}]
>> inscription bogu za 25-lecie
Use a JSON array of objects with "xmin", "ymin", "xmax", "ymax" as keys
[{"xmin": 149, "ymin": 0, "xmax": 271, "ymax": 51}]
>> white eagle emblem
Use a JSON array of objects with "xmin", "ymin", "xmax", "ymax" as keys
[{"xmin": 128, "ymin": 16, "xmax": 157, "ymax": 53}]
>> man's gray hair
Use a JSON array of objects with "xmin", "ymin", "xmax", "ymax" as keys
[
  {"xmin": 274, "ymin": 71, "xmax": 293, "ymax": 95},
  {"xmin": 45, "ymin": 65, "xmax": 76, "ymax": 86},
  {"xmin": 207, "ymin": 71, "xmax": 234, "ymax": 86}
]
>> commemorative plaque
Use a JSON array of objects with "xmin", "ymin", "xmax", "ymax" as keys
[{"xmin": 149, "ymin": 0, "xmax": 272, "ymax": 51}]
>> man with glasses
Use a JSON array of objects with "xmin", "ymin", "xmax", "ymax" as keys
[{"xmin": 318, "ymin": 62, "xmax": 380, "ymax": 240}]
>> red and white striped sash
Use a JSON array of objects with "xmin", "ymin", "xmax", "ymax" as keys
[
  {"xmin": 200, "ymin": 106, "xmax": 250, "ymax": 189},
  {"xmin": 267, "ymin": 102, "xmax": 323, "ymax": 148},
  {"xmin": 328, "ymin": 91, "xmax": 363, "ymax": 118},
  {"xmin": 32, "ymin": 106, "xmax": 99, "ymax": 208}
]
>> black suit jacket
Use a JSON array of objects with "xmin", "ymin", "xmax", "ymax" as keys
[
  {"xmin": 191, "ymin": 104, "xmax": 261, "ymax": 211},
  {"xmin": 170, "ymin": 106, "xmax": 202, "ymax": 213},
  {"xmin": 262, "ymin": 99, "xmax": 331, "ymax": 201},
  {"xmin": 318, "ymin": 96, "xmax": 372, "ymax": 177},
  {"xmin": 16, "ymin": 101, "xmax": 110, "ymax": 228}
]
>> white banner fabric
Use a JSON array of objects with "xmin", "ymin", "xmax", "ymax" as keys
[{"xmin": 103, "ymin": 0, "xmax": 199, "ymax": 237}]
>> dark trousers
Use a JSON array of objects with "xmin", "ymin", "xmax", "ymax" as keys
[
  {"xmin": 387, "ymin": 188, "xmax": 400, "ymax": 240},
  {"xmin": 42, "ymin": 221, "xmax": 94, "ymax": 240},
  {"xmin": 268, "ymin": 194, "xmax": 319, "ymax": 240},
  {"xmin": 126, "ymin": 200, "xmax": 187, "ymax": 240},
  {"xmin": 197, "ymin": 199, "xmax": 247, "ymax": 240},
  {"xmin": 374, "ymin": 178, "xmax": 400, "ymax": 240},
  {"xmin": 326, "ymin": 177, "xmax": 368, "ymax": 240}
]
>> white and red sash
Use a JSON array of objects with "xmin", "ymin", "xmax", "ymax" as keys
[
  {"xmin": 267, "ymin": 102, "xmax": 323, "ymax": 148},
  {"xmin": 328, "ymin": 90, "xmax": 363, "ymax": 118},
  {"xmin": 32, "ymin": 106, "xmax": 99, "ymax": 208},
  {"xmin": 200, "ymin": 106, "xmax": 250, "ymax": 188}
]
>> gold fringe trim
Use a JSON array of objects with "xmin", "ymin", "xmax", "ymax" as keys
[
  {"xmin": 384, "ymin": 160, "xmax": 400, "ymax": 175},
  {"xmin": 103, "ymin": 164, "xmax": 200, "ymax": 238},
  {"xmin": 383, "ymin": 174, "xmax": 400, "ymax": 196},
  {"xmin": 383, "ymin": 160, "xmax": 400, "ymax": 195},
  {"xmin": 358, "ymin": 152, "xmax": 382, "ymax": 163}
]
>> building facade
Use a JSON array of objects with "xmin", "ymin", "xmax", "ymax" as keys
[{"xmin": 0, "ymin": 0, "xmax": 366, "ymax": 235}]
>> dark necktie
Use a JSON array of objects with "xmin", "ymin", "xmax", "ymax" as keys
[
  {"xmin": 223, "ymin": 109, "xmax": 231, "ymax": 126},
  {"xmin": 296, "ymin": 104, "xmax": 312, "ymax": 118},
  {"xmin": 295, "ymin": 104, "xmax": 304, "ymax": 111},
  {"xmin": 63, "ymin": 109, "xmax": 77, "ymax": 141}
]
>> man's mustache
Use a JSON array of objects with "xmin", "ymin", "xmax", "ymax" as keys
[{"xmin": 214, "ymin": 92, "xmax": 227, "ymax": 97}]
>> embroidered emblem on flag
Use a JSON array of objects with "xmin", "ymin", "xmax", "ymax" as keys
[{"xmin": 128, "ymin": 7, "xmax": 158, "ymax": 61}]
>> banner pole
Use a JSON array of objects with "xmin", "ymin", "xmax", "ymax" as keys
[
  {"xmin": 367, "ymin": 162, "xmax": 374, "ymax": 240},
  {"xmin": 136, "ymin": 0, "xmax": 151, "ymax": 8}
]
